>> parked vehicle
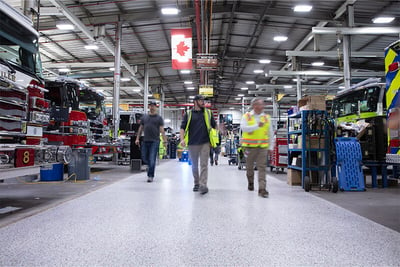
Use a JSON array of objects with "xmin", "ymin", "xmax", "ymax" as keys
[
  {"xmin": 331, "ymin": 78, "xmax": 387, "ymax": 161},
  {"xmin": 44, "ymin": 78, "xmax": 118, "ymax": 162},
  {"xmin": 0, "ymin": 1, "xmax": 71, "ymax": 179}
]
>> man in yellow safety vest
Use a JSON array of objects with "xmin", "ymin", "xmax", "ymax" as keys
[{"xmin": 240, "ymin": 97, "xmax": 271, "ymax": 198}]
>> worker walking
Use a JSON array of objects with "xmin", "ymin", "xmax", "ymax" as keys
[
  {"xmin": 180, "ymin": 95, "xmax": 217, "ymax": 195},
  {"xmin": 240, "ymin": 97, "xmax": 271, "ymax": 198},
  {"xmin": 135, "ymin": 101, "xmax": 168, "ymax": 183}
]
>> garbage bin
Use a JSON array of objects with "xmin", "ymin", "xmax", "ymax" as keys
[{"xmin": 68, "ymin": 148, "xmax": 91, "ymax": 180}]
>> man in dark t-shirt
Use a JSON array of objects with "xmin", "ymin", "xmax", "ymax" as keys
[{"xmin": 135, "ymin": 101, "xmax": 168, "ymax": 182}]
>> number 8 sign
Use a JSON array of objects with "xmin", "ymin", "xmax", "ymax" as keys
[{"xmin": 15, "ymin": 148, "xmax": 35, "ymax": 167}]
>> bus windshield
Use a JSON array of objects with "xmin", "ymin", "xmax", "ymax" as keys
[{"xmin": 332, "ymin": 86, "xmax": 383, "ymax": 118}]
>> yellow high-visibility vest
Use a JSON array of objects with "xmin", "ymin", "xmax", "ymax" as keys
[{"xmin": 241, "ymin": 112, "xmax": 270, "ymax": 148}]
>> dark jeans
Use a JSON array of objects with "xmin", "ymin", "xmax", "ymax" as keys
[{"xmin": 141, "ymin": 141, "xmax": 159, "ymax": 178}]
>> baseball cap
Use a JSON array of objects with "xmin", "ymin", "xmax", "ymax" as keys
[
  {"xmin": 194, "ymin": 94, "xmax": 205, "ymax": 101},
  {"xmin": 148, "ymin": 101, "xmax": 157, "ymax": 106}
]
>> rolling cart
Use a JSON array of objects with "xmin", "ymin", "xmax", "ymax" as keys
[{"xmin": 288, "ymin": 110, "xmax": 338, "ymax": 193}]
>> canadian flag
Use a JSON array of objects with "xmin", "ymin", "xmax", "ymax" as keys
[{"xmin": 171, "ymin": 28, "xmax": 192, "ymax": 69}]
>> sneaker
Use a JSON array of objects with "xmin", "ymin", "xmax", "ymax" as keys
[
  {"xmin": 258, "ymin": 189, "xmax": 269, "ymax": 198},
  {"xmin": 248, "ymin": 183, "xmax": 254, "ymax": 191},
  {"xmin": 193, "ymin": 184, "xmax": 200, "ymax": 192},
  {"xmin": 215, "ymin": 160, "xmax": 218, "ymax": 165},
  {"xmin": 199, "ymin": 185, "xmax": 209, "ymax": 195},
  {"xmin": 147, "ymin": 177, "xmax": 153, "ymax": 183}
]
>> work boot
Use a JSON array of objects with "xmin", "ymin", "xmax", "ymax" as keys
[
  {"xmin": 215, "ymin": 160, "xmax": 218, "ymax": 165},
  {"xmin": 199, "ymin": 185, "xmax": 209, "ymax": 195},
  {"xmin": 193, "ymin": 184, "xmax": 200, "ymax": 192},
  {"xmin": 258, "ymin": 189, "xmax": 269, "ymax": 198},
  {"xmin": 248, "ymin": 183, "xmax": 254, "ymax": 191}
]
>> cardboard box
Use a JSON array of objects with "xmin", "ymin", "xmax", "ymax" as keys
[
  {"xmin": 298, "ymin": 136, "xmax": 325, "ymax": 149},
  {"xmin": 298, "ymin": 95, "xmax": 326, "ymax": 111},
  {"xmin": 287, "ymin": 169, "xmax": 302, "ymax": 186}
]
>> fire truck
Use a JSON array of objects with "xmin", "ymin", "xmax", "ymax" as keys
[
  {"xmin": 44, "ymin": 78, "xmax": 118, "ymax": 162},
  {"xmin": 0, "ymin": 1, "xmax": 71, "ymax": 179}
]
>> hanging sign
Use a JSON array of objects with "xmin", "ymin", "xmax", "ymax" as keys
[
  {"xmin": 199, "ymin": 85, "xmax": 213, "ymax": 97},
  {"xmin": 196, "ymin": 54, "xmax": 218, "ymax": 70}
]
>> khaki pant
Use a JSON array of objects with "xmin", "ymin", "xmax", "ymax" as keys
[
  {"xmin": 188, "ymin": 143, "xmax": 210, "ymax": 187},
  {"xmin": 245, "ymin": 147, "xmax": 268, "ymax": 190}
]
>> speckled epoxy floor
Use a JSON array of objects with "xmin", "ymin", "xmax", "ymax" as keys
[{"xmin": 0, "ymin": 158, "xmax": 399, "ymax": 266}]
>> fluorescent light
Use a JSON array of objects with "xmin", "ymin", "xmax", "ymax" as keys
[
  {"xmin": 184, "ymin": 81, "xmax": 193, "ymax": 84},
  {"xmin": 85, "ymin": 44, "xmax": 99, "ymax": 50},
  {"xmin": 120, "ymin": 77, "xmax": 131, "ymax": 81},
  {"xmin": 187, "ymin": 87, "xmax": 195, "ymax": 90},
  {"xmin": 56, "ymin": 23, "xmax": 74, "ymax": 30},
  {"xmin": 229, "ymin": 107, "xmax": 235, "ymax": 110},
  {"xmin": 180, "ymin": 70, "xmax": 190, "ymax": 74},
  {"xmin": 58, "ymin": 68, "xmax": 70, "ymax": 72},
  {"xmin": 294, "ymin": 5, "xmax": 312, "ymax": 12},
  {"xmin": 284, "ymin": 85, "xmax": 293, "ymax": 89},
  {"xmin": 274, "ymin": 36, "xmax": 288, "ymax": 42},
  {"xmin": 238, "ymin": 94, "xmax": 244, "ymax": 97},
  {"xmin": 109, "ymin": 67, "xmax": 115, "ymax": 71},
  {"xmin": 241, "ymin": 87, "xmax": 248, "ymax": 90},
  {"xmin": 312, "ymin": 61, "xmax": 325, "ymax": 66},
  {"xmin": 164, "ymin": 119, "xmax": 171, "ymax": 123},
  {"xmin": 161, "ymin": 7, "xmax": 179, "ymax": 15},
  {"xmin": 235, "ymin": 97, "xmax": 241, "ymax": 100},
  {"xmin": 259, "ymin": 59, "xmax": 271, "ymax": 64},
  {"xmin": 253, "ymin": 69, "xmax": 264, "ymax": 74},
  {"xmin": 372, "ymin": 17, "xmax": 395, "ymax": 24},
  {"xmin": 245, "ymin": 81, "xmax": 255, "ymax": 84},
  {"xmin": 189, "ymin": 96, "xmax": 195, "ymax": 99}
]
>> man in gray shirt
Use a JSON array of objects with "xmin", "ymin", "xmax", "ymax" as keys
[{"xmin": 135, "ymin": 101, "xmax": 168, "ymax": 182}]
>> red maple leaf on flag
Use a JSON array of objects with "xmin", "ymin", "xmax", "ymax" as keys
[{"xmin": 176, "ymin": 41, "xmax": 189, "ymax": 56}]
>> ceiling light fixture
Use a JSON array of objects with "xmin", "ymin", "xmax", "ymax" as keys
[
  {"xmin": 180, "ymin": 70, "xmax": 190, "ymax": 74},
  {"xmin": 58, "ymin": 68, "xmax": 70, "ymax": 72},
  {"xmin": 311, "ymin": 61, "xmax": 325, "ymax": 66},
  {"xmin": 238, "ymin": 94, "xmax": 244, "ymax": 97},
  {"xmin": 259, "ymin": 59, "xmax": 271, "ymax": 64},
  {"xmin": 161, "ymin": 7, "xmax": 179, "ymax": 15},
  {"xmin": 56, "ymin": 22, "xmax": 74, "ymax": 30},
  {"xmin": 120, "ymin": 77, "xmax": 131, "ymax": 81},
  {"xmin": 187, "ymin": 87, "xmax": 195, "ymax": 90},
  {"xmin": 253, "ymin": 69, "xmax": 264, "ymax": 74},
  {"xmin": 273, "ymin": 36, "xmax": 288, "ymax": 42},
  {"xmin": 241, "ymin": 87, "xmax": 248, "ymax": 90},
  {"xmin": 245, "ymin": 81, "xmax": 255, "ymax": 84},
  {"xmin": 184, "ymin": 81, "xmax": 193, "ymax": 84},
  {"xmin": 85, "ymin": 44, "xmax": 99, "ymax": 50},
  {"xmin": 294, "ymin": 5, "xmax": 313, "ymax": 12},
  {"xmin": 372, "ymin": 17, "xmax": 395, "ymax": 24}
]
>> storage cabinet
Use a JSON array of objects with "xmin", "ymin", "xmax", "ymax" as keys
[
  {"xmin": 287, "ymin": 110, "xmax": 332, "ymax": 190},
  {"xmin": 270, "ymin": 137, "xmax": 288, "ymax": 173}
]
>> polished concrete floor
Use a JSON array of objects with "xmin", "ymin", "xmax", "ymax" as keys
[{"xmin": 0, "ymin": 157, "xmax": 399, "ymax": 266}]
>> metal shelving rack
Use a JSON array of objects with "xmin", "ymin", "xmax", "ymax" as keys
[{"xmin": 287, "ymin": 110, "xmax": 335, "ymax": 191}]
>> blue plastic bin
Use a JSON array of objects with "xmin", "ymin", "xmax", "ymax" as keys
[{"xmin": 40, "ymin": 163, "xmax": 64, "ymax": 181}]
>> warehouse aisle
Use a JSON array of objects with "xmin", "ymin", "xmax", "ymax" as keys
[{"xmin": 0, "ymin": 158, "xmax": 399, "ymax": 266}]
